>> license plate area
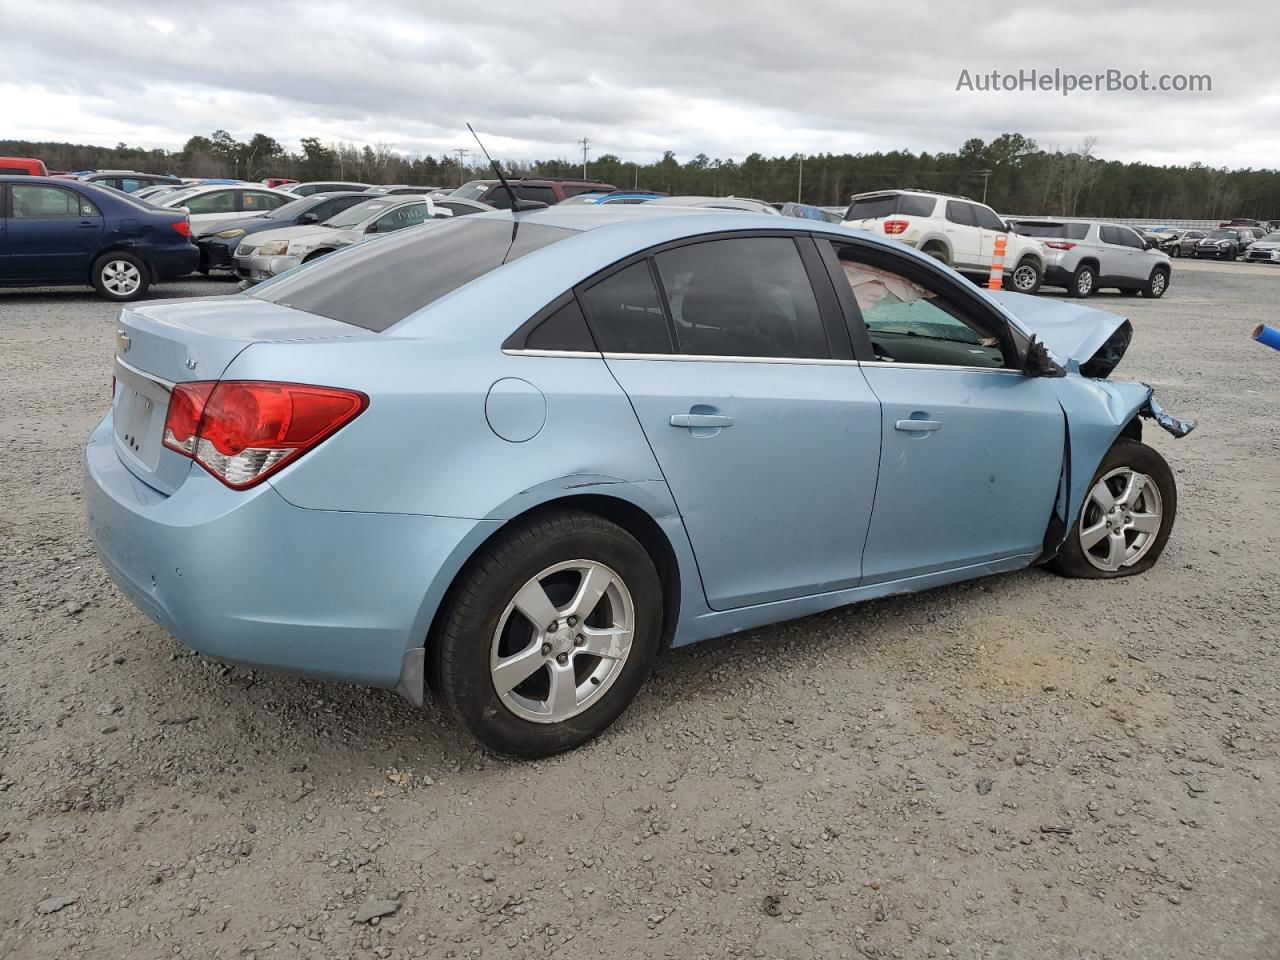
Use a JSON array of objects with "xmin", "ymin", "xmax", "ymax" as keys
[{"xmin": 113, "ymin": 359, "xmax": 172, "ymax": 473}]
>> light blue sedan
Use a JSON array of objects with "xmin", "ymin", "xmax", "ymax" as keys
[{"xmin": 85, "ymin": 205, "xmax": 1195, "ymax": 756}]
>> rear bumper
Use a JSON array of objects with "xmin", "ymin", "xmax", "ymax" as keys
[
  {"xmin": 1044, "ymin": 264, "xmax": 1075, "ymax": 286},
  {"xmin": 150, "ymin": 244, "xmax": 200, "ymax": 281},
  {"xmin": 197, "ymin": 239, "xmax": 235, "ymax": 272},
  {"xmin": 84, "ymin": 414, "xmax": 493, "ymax": 689}
]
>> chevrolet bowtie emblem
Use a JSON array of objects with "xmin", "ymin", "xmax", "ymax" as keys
[{"xmin": 116, "ymin": 330, "xmax": 131, "ymax": 354}]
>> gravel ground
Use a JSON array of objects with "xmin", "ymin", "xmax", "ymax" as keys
[{"xmin": 1, "ymin": 260, "xmax": 1277, "ymax": 959}]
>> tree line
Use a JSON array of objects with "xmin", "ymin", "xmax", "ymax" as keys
[{"xmin": 4, "ymin": 130, "xmax": 1279, "ymax": 219}]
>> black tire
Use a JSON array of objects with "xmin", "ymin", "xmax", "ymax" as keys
[
  {"xmin": 1004, "ymin": 257, "xmax": 1043, "ymax": 294},
  {"xmin": 433, "ymin": 510, "xmax": 663, "ymax": 757},
  {"xmin": 1169, "ymin": 245, "xmax": 1181, "ymax": 258},
  {"xmin": 1048, "ymin": 438, "xmax": 1177, "ymax": 580},
  {"xmin": 1141, "ymin": 267, "xmax": 1170, "ymax": 299},
  {"xmin": 921, "ymin": 242, "xmax": 949, "ymax": 265},
  {"xmin": 1069, "ymin": 263, "xmax": 1096, "ymax": 298},
  {"xmin": 90, "ymin": 252, "xmax": 150, "ymax": 302}
]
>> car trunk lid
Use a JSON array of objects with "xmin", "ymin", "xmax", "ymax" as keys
[{"xmin": 111, "ymin": 295, "xmax": 365, "ymax": 494}]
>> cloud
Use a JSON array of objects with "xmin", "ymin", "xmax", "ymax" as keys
[{"xmin": 3, "ymin": 0, "xmax": 1278, "ymax": 168}]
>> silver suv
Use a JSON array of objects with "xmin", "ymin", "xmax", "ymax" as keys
[{"xmin": 1008, "ymin": 219, "xmax": 1172, "ymax": 299}]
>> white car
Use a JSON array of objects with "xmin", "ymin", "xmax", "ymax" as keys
[
  {"xmin": 231, "ymin": 195, "xmax": 448, "ymax": 282},
  {"xmin": 647, "ymin": 195, "xmax": 780, "ymax": 215},
  {"xmin": 156, "ymin": 184, "xmax": 296, "ymax": 228},
  {"xmin": 842, "ymin": 189, "xmax": 1048, "ymax": 293}
]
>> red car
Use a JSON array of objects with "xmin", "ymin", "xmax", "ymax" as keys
[
  {"xmin": 0, "ymin": 157, "xmax": 49, "ymax": 176},
  {"xmin": 264, "ymin": 177, "xmax": 297, "ymax": 188}
]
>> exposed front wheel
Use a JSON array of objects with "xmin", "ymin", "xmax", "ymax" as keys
[
  {"xmin": 1049, "ymin": 438, "xmax": 1177, "ymax": 579},
  {"xmin": 91, "ymin": 252, "xmax": 150, "ymax": 302},
  {"xmin": 1069, "ymin": 264, "xmax": 1096, "ymax": 298},
  {"xmin": 433, "ymin": 510, "xmax": 663, "ymax": 757},
  {"xmin": 1142, "ymin": 268, "xmax": 1169, "ymax": 298},
  {"xmin": 1005, "ymin": 258, "xmax": 1043, "ymax": 294}
]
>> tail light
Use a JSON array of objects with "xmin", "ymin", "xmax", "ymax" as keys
[
  {"xmin": 1045, "ymin": 241, "xmax": 1076, "ymax": 250},
  {"xmin": 883, "ymin": 219, "xmax": 909, "ymax": 235},
  {"xmin": 162, "ymin": 380, "xmax": 367, "ymax": 489},
  {"xmin": 170, "ymin": 218, "xmax": 191, "ymax": 238}
]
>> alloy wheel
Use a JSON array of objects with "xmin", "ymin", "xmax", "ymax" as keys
[
  {"xmin": 489, "ymin": 560, "xmax": 635, "ymax": 723},
  {"xmin": 102, "ymin": 260, "xmax": 142, "ymax": 297},
  {"xmin": 1150, "ymin": 272, "xmax": 1167, "ymax": 296},
  {"xmin": 1077, "ymin": 271, "xmax": 1094, "ymax": 296},
  {"xmin": 1078, "ymin": 467, "xmax": 1163, "ymax": 572},
  {"xmin": 1012, "ymin": 263, "xmax": 1038, "ymax": 291}
]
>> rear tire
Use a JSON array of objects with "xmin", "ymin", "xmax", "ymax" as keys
[
  {"xmin": 91, "ymin": 252, "xmax": 150, "ymax": 302},
  {"xmin": 1069, "ymin": 263, "xmax": 1096, "ymax": 298},
  {"xmin": 433, "ymin": 510, "xmax": 663, "ymax": 757},
  {"xmin": 921, "ymin": 242, "xmax": 949, "ymax": 265},
  {"xmin": 1048, "ymin": 438, "xmax": 1176, "ymax": 579}
]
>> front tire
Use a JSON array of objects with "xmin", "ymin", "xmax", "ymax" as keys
[
  {"xmin": 1049, "ymin": 438, "xmax": 1176, "ymax": 579},
  {"xmin": 91, "ymin": 252, "xmax": 150, "ymax": 302},
  {"xmin": 1069, "ymin": 263, "xmax": 1096, "ymax": 298},
  {"xmin": 1005, "ymin": 258, "xmax": 1043, "ymax": 294},
  {"xmin": 433, "ymin": 510, "xmax": 663, "ymax": 757},
  {"xmin": 1142, "ymin": 268, "xmax": 1169, "ymax": 298}
]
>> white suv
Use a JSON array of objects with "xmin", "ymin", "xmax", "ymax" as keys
[{"xmin": 841, "ymin": 190, "xmax": 1047, "ymax": 293}]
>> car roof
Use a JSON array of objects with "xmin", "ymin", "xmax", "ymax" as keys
[{"xmin": 849, "ymin": 188, "xmax": 975, "ymax": 203}]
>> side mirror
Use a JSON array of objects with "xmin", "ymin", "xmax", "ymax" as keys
[
  {"xmin": 179, "ymin": 206, "xmax": 191, "ymax": 214},
  {"xmin": 364, "ymin": 222, "xmax": 378, "ymax": 234},
  {"xmin": 1023, "ymin": 335, "xmax": 1065, "ymax": 378},
  {"xmin": 300, "ymin": 212, "xmax": 319, "ymax": 224},
  {"xmin": 1144, "ymin": 238, "xmax": 1157, "ymax": 249}
]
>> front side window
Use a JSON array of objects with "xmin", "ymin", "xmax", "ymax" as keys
[
  {"xmin": 1117, "ymin": 228, "xmax": 1144, "ymax": 249},
  {"xmin": 970, "ymin": 203, "xmax": 1007, "ymax": 231},
  {"xmin": 514, "ymin": 185, "xmax": 557, "ymax": 204},
  {"xmin": 653, "ymin": 237, "xmax": 829, "ymax": 360},
  {"xmin": 827, "ymin": 243, "xmax": 1007, "ymax": 369},
  {"xmin": 184, "ymin": 190, "xmax": 236, "ymax": 214},
  {"xmin": 579, "ymin": 261, "xmax": 673, "ymax": 354},
  {"xmin": 11, "ymin": 185, "xmax": 95, "ymax": 217}
]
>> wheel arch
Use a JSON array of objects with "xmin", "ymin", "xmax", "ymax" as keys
[
  {"xmin": 420, "ymin": 490, "xmax": 686, "ymax": 694},
  {"xmin": 917, "ymin": 233, "xmax": 952, "ymax": 262}
]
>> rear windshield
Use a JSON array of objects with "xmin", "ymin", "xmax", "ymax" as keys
[
  {"xmin": 844, "ymin": 193, "xmax": 936, "ymax": 220},
  {"xmin": 1011, "ymin": 221, "xmax": 1090, "ymax": 240},
  {"xmin": 250, "ymin": 217, "xmax": 575, "ymax": 332}
]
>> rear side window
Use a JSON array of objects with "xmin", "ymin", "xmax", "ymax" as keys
[
  {"xmin": 1099, "ymin": 225, "xmax": 1120, "ymax": 244},
  {"xmin": 897, "ymin": 195, "xmax": 936, "ymax": 217},
  {"xmin": 521, "ymin": 298, "xmax": 597, "ymax": 352},
  {"xmin": 653, "ymin": 237, "xmax": 829, "ymax": 360},
  {"xmin": 11, "ymin": 185, "xmax": 96, "ymax": 217},
  {"xmin": 945, "ymin": 201, "xmax": 974, "ymax": 226},
  {"xmin": 252, "ymin": 217, "xmax": 575, "ymax": 332},
  {"xmin": 579, "ymin": 261, "xmax": 673, "ymax": 354},
  {"xmin": 185, "ymin": 190, "xmax": 235, "ymax": 214}
]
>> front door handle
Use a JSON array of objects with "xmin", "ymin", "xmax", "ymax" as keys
[
  {"xmin": 895, "ymin": 419, "xmax": 942, "ymax": 432},
  {"xmin": 670, "ymin": 414, "xmax": 734, "ymax": 429}
]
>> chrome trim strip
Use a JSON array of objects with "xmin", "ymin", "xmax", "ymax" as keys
[
  {"xmin": 601, "ymin": 352, "xmax": 864, "ymax": 366},
  {"xmin": 855, "ymin": 360, "xmax": 1024, "ymax": 376},
  {"xmin": 858, "ymin": 360, "xmax": 1023, "ymax": 375},
  {"xmin": 501, "ymin": 348, "xmax": 601, "ymax": 358},
  {"xmin": 114, "ymin": 356, "xmax": 176, "ymax": 390}
]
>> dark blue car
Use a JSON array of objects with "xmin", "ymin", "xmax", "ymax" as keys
[
  {"xmin": 0, "ymin": 176, "xmax": 198, "ymax": 301},
  {"xmin": 193, "ymin": 191, "xmax": 369, "ymax": 274}
]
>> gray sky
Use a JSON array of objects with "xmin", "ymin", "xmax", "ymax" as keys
[{"xmin": 2, "ymin": 0, "xmax": 1277, "ymax": 169}]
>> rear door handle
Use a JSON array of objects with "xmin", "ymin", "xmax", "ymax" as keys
[
  {"xmin": 78, "ymin": 221, "xmax": 98, "ymax": 229},
  {"xmin": 895, "ymin": 419, "xmax": 942, "ymax": 432},
  {"xmin": 670, "ymin": 414, "xmax": 734, "ymax": 428}
]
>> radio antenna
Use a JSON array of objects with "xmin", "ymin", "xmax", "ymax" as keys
[{"xmin": 467, "ymin": 123, "xmax": 547, "ymax": 213}]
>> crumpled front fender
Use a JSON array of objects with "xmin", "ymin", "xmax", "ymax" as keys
[{"xmin": 1048, "ymin": 378, "xmax": 1196, "ymax": 556}]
